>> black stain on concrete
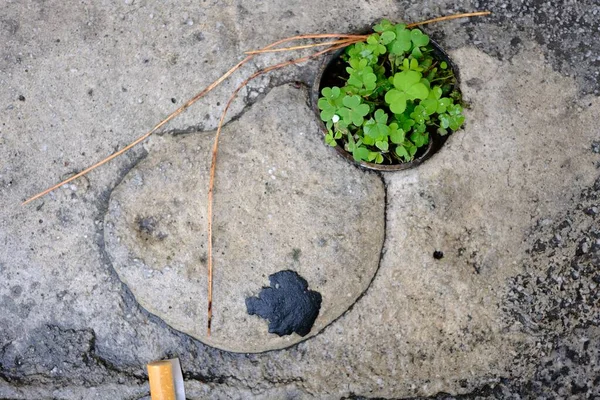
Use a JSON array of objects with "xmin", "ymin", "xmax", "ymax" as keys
[{"xmin": 246, "ymin": 270, "xmax": 322, "ymax": 337}]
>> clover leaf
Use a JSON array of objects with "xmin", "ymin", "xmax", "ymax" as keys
[
  {"xmin": 420, "ymin": 98, "xmax": 438, "ymax": 115},
  {"xmin": 352, "ymin": 145, "xmax": 370, "ymax": 162},
  {"xmin": 366, "ymin": 34, "xmax": 387, "ymax": 57},
  {"xmin": 346, "ymin": 58, "xmax": 378, "ymax": 93},
  {"xmin": 389, "ymin": 25, "xmax": 412, "ymax": 55},
  {"xmin": 388, "ymin": 123, "xmax": 405, "ymax": 144},
  {"xmin": 436, "ymin": 98, "xmax": 452, "ymax": 113},
  {"xmin": 322, "ymin": 86, "xmax": 342, "ymax": 102},
  {"xmin": 439, "ymin": 110, "xmax": 464, "ymax": 131},
  {"xmin": 384, "ymin": 70, "xmax": 429, "ymax": 114},
  {"xmin": 373, "ymin": 19, "xmax": 395, "ymax": 33},
  {"xmin": 363, "ymin": 109, "xmax": 390, "ymax": 141},
  {"xmin": 368, "ymin": 151, "xmax": 385, "ymax": 164},
  {"xmin": 410, "ymin": 29, "xmax": 430, "ymax": 47},
  {"xmin": 400, "ymin": 58, "xmax": 423, "ymax": 72},
  {"xmin": 409, "ymin": 104, "xmax": 429, "ymax": 125},
  {"xmin": 410, "ymin": 131, "xmax": 429, "ymax": 147},
  {"xmin": 440, "ymin": 104, "xmax": 465, "ymax": 131},
  {"xmin": 347, "ymin": 68, "xmax": 377, "ymax": 92},
  {"xmin": 338, "ymin": 95, "xmax": 370, "ymax": 126},
  {"xmin": 324, "ymin": 128, "xmax": 342, "ymax": 147},
  {"xmin": 318, "ymin": 86, "xmax": 343, "ymax": 121},
  {"xmin": 380, "ymin": 30, "xmax": 396, "ymax": 45},
  {"xmin": 395, "ymin": 145, "xmax": 409, "ymax": 160},
  {"xmin": 346, "ymin": 41, "xmax": 381, "ymax": 65},
  {"xmin": 395, "ymin": 139, "xmax": 418, "ymax": 162},
  {"xmin": 411, "ymin": 46, "xmax": 423, "ymax": 59}
]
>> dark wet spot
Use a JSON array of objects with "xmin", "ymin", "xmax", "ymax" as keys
[
  {"xmin": 1, "ymin": 18, "xmax": 19, "ymax": 35},
  {"xmin": 10, "ymin": 285, "xmax": 22, "ymax": 297},
  {"xmin": 466, "ymin": 78, "xmax": 483, "ymax": 91},
  {"xmin": 246, "ymin": 270, "xmax": 321, "ymax": 337},
  {"xmin": 137, "ymin": 216, "xmax": 157, "ymax": 235},
  {"xmin": 87, "ymin": 89, "xmax": 93, "ymax": 96},
  {"xmin": 134, "ymin": 216, "xmax": 167, "ymax": 242},
  {"xmin": 433, "ymin": 250, "xmax": 444, "ymax": 260},
  {"xmin": 532, "ymin": 239, "xmax": 547, "ymax": 253},
  {"xmin": 291, "ymin": 248, "xmax": 301, "ymax": 261},
  {"xmin": 510, "ymin": 37, "xmax": 522, "ymax": 47}
]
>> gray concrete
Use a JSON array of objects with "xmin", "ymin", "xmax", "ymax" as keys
[
  {"xmin": 1, "ymin": 1, "xmax": 599, "ymax": 399},
  {"xmin": 105, "ymin": 85, "xmax": 385, "ymax": 353}
]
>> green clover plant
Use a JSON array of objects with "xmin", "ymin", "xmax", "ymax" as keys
[{"xmin": 318, "ymin": 20, "xmax": 465, "ymax": 164}]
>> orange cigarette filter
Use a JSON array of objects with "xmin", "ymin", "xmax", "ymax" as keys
[{"xmin": 147, "ymin": 358, "xmax": 185, "ymax": 400}]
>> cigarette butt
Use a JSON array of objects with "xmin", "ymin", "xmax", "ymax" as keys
[{"xmin": 147, "ymin": 358, "xmax": 185, "ymax": 400}]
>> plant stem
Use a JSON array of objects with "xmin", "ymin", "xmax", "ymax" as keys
[
  {"xmin": 422, "ymin": 61, "xmax": 438, "ymax": 74},
  {"xmin": 245, "ymin": 37, "xmax": 365, "ymax": 54},
  {"xmin": 429, "ymin": 74, "xmax": 453, "ymax": 83},
  {"xmin": 406, "ymin": 11, "xmax": 491, "ymax": 28}
]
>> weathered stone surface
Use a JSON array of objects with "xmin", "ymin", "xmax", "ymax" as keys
[
  {"xmin": 104, "ymin": 84, "xmax": 385, "ymax": 353},
  {"xmin": 283, "ymin": 45, "xmax": 600, "ymax": 398},
  {"xmin": 3, "ymin": 0, "xmax": 600, "ymax": 398}
]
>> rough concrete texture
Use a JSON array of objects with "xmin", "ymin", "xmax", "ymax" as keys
[
  {"xmin": 2, "ymin": 0, "xmax": 600, "ymax": 399},
  {"xmin": 104, "ymin": 85, "xmax": 385, "ymax": 352}
]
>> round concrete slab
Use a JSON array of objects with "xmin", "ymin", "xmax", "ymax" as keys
[{"xmin": 104, "ymin": 84, "xmax": 385, "ymax": 353}]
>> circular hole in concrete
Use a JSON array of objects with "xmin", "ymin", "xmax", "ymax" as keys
[{"xmin": 311, "ymin": 31, "xmax": 462, "ymax": 172}]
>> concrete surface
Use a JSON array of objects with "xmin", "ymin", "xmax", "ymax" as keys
[
  {"xmin": 1, "ymin": 0, "xmax": 599, "ymax": 399},
  {"xmin": 104, "ymin": 85, "xmax": 385, "ymax": 352}
]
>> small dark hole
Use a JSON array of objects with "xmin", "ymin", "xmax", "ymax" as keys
[
  {"xmin": 171, "ymin": 98, "xmax": 177, "ymax": 104},
  {"xmin": 433, "ymin": 250, "xmax": 444, "ymax": 260},
  {"xmin": 18, "ymin": 95, "xmax": 25, "ymax": 101}
]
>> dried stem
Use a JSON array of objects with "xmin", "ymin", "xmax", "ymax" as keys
[
  {"xmin": 406, "ymin": 11, "xmax": 491, "ymax": 28},
  {"xmin": 245, "ymin": 37, "xmax": 366, "ymax": 54},
  {"xmin": 206, "ymin": 41, "xmax": 354, "ymax": 336},
  {"xmin": 22, "ymin": 33, "xmax": 360, "ymax": 206}
]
